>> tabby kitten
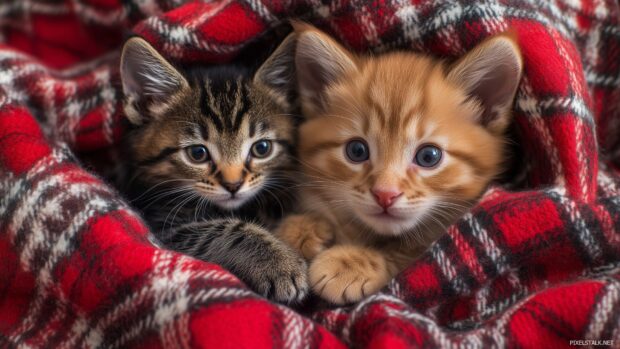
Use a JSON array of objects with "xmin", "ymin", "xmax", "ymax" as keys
[
  {"xmin": 119, "ymin": 35, "xmax": 308, "ymax": 303},
  {"xmin": 276, "ymin": 25, "xmax": 523, "ymax": 304}
]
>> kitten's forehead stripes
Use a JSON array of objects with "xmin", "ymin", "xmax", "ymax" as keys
[
  {"xmin": 367, "ymin": 97, "xmax": 387, "ymax": 131},
  {"xmin": 249, "ymin": 120, "xmax": 257, "ymax": 137},
  {"xmin": 199, "ymin": 81, "xmax": 224, "ymax": 131},
  {"xmin": 231, "ymin": 81, "xmax": 251, "ymax": 132},
  {"xmin": 199, "ymin": 123, "xmax": 209, "ymax": 140},
  {"xmin": 228, "ymin": 77, "xmax": 243, "ymax": 131},
  {"xmin": 197, "ymin": 75, "xmax": 254, "ymax": 135}
]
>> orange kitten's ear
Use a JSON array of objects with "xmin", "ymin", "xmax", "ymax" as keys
[
  {"xmin": 254, "ymin": 32, "xmax": 298, "ymax": 109},
  {"xmin": 293, "ymin": 23, "xmax": 358, "ymax": 115},
  {"xmin": 447, "ymin": 33, "xmax": 523, "ymax": 134},
  {"xmin": 120, "ymin": 37, "xmax": 188, "ymax": 125}
]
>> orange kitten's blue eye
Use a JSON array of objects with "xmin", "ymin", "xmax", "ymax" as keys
[
  {"xmin": 186, "ymin": 145, "xmax": 210, "ymax": 163},
  {"xmin": 251, "ymin": 140, "xmax": 272, "ymax": 158},
  {"xmin": 345, "ymin": 139, "xmax": 369, "ymax": 163},
  {"xmin": 415, "ymin": 145, "xmax": 442, "ymax": 167}
]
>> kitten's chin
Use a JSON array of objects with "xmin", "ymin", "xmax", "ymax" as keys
[
  {"xmin": 354, "ymin": 203, "xmax": 432, "ymax": 237},
  {"xmin": 206, "ymin": 188, "xmax": 259, "ymax": 211},
  {"xmin": 357, "ymin": 213, "xmax": 417, "ymax": 237},
  {"xmin": 212, "ymin": 196, "xmax": 251, "ymax": 210}
]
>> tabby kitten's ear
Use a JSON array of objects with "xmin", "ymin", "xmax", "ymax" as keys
[
  {"xmin": 253, "ymin": 33, "xmax": 298, "ymax": 109},
  {"xmin": 292, "ymin": 23, "xmax": 358, "ymax": 115},
  {"xmin": 120, "ymin": 37, "xmax": 188, "ymax": 125},
  {"xmin": 447, "ymin": 33, "xmax": 523, "ymax": 134}
]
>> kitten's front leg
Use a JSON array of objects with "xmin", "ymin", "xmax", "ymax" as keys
[
  {"xmin": 276, "ymin": 214, "xmax": 334, "ymax": 260},
  {"xmin": 309, "ymin": 245, "xmax": 394, "ymax": 305},
  {"xmin": 164, "ymin": 219, "xmax": 308, "ymax": 304}
]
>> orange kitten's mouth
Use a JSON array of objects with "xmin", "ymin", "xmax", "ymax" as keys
[
  {"xmin": 354, "ymin": 202, "xmax": 433, "ymax": 237},
  {"xmin": 371, "ymin": 209, "xmax": 408, "ymax": 222},
  {"xmin": 370, "ymin": 210, "xmax": 408, "ymax": 223},
  {"xmin": 374, "ymin": 210, "xmax": 397, "ymax": 217},
  {"xmin": 356, "ymin": 208, "xmax": 411, "ymax": 236}
]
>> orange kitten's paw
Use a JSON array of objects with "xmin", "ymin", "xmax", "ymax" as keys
[
  {"xmin": 276, "ymin": 214, "xmax": 334, "ymax": 260},
  {"xmin": 309, "ymin": 245, "xmax": 392, "ymax": 305}
]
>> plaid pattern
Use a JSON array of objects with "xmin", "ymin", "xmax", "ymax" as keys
[{"xmin": 1, "ymin": 0, "xmax": 620, "ymax": 347}]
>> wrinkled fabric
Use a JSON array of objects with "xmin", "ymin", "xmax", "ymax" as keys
[{"xmin": 1, "ymin": 0, "xmax": 619, "ymax": 348}]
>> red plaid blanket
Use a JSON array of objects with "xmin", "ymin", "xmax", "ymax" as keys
[{"xmin": 1, "ymin": 0, "xmax": 620, "ymax": 348}]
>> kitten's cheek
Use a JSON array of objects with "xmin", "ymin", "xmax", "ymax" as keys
[{"xmin": 408, "ymin": 164, "xmax": 442, "ymax": 179}]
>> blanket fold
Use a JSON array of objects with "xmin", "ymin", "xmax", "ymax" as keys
[{"xmin": 1, "ymin": 0, "xmax": 619, "ymax": 348}]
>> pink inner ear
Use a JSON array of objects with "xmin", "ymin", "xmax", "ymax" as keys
[
  {"xmin": 473, "ymin": 62, "xmax": 520, "ymax": 126},
  {"xmin": 294, "ymin": 31, "xmax": 357, "ymax": 114},
  {"xmin": 449, "ymin": 37, "xmax": 522, "ymax": 133},
  {"xmin": 121, "ymin": 58, "xmax": 143, "ymax": 97},
  {"xmin": 296, "ymin": 58, "xmax": 331, "ymax": 107}
]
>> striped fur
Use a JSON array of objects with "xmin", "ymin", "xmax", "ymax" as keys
[{"xmin": 119, "ymin": 37, "xmax": 307, "ymax": 304}]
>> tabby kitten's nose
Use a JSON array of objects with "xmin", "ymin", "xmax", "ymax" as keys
[
  {"xmin": 222, "ymin": 181, "xmax": 243, "ymax": 194},
  {"xmin": 371, "ymin": 189, "xmax": 403, "ymax": 209}
]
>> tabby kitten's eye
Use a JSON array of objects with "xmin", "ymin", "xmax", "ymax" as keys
[
  {"xmin": 345, "ymin": 139, "xmax": 369, "ymax": 163},
  {"xmin": 186, "ymin": 145, "xmax": 210, "ymax": 163},
  {"xmin": 415, "ymin": 144, "xmax": 442, "ymax": 168},
  {"xmin": 251, "ymin": 140, "xmax": 273, "ymax": 158}
]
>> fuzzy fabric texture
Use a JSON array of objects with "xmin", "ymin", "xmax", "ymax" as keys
[{"xmin": 1, "ymin": 0, "xmax": 620, "ymax": 348}]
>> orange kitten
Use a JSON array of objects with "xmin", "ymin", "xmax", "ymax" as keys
[{"xmin": 276, "ymin": 25, "xmax": 523, "ymax": 304}]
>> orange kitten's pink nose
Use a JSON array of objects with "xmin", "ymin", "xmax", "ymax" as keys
[{"xmin": 371, "ymin": 189, "xmax": 403, "ymax": 209}]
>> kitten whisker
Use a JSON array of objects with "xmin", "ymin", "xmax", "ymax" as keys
[
  {"xmin": 130, "ymin": 179, "xmax": 194, "ymax": 202},
  {"xmin": 261, "ymin": 187, "xmax": 286, "ymax": 219},
  {"xmin": 161, "ymin": 191, "xmax": 198, "ymax": 231},
  {"xmin": 140, "ymin": 186, "xmax": 196, "ymax": 210}
]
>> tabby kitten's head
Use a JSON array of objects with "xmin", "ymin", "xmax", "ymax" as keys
[
  {"xmin": 120, "ymin": 36, "xmax": 296, "ymax": 210},
  {"xmin": 293, "ymin": 25, "xmax": 522, "ymax": 239}
]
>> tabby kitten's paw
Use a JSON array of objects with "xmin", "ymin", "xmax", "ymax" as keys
[
  {"xmin": 276, "ymin": 214, "xmax": 334, "ymax": 260},
  {"xmin": 309, "ymin": 245, "xmax": 391, "ymax": 305},
  {"xmin": 250, "ymin": 250, "xmax": 309, "ymax": 304}
]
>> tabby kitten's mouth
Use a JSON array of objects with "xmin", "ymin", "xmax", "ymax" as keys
[
  {"xmin": 203, "ymin": 188, "xmax": 259, "ymax": 211},
  {"xmin": 215, "ymin": 196, "xmax": 249, "ymax": 210}
]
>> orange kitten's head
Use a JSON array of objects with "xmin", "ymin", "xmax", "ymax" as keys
[{"xmin": 293, "ymin": 25, "xmax": 523, "ymax": 239}]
